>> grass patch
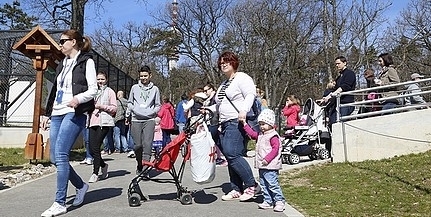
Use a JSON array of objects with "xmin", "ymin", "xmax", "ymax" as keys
[
  {"xmin": 281, "ymin": 151, "xmax": 431, "ymax": 216},
  {"xmin": 0, "ymin": 148, "xmax": 86, "ymax": 169}
]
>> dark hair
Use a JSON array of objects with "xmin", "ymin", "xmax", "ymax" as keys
[
  {"xmin": 335, "ymin": 56, "xmax": 347, "ymax": 63},
  {"xmin": 97, "ymin": 71, "xmax": 108, "ymax": 79},
  {"xmin": 218, "ymin": 51, "xmax": 239, "ymax": 71},
  {"xmin": 181, "ymin": 93, "xmax": 188, "ymax": 100},
  {"xmin": 61, "ymin": 29, "xmax": 92, "ymax": 52},
  {"xmin": 140, "ymin": 65, "xmax": 151, "ymax": 73},
  {"xmin": 378, "ymin": 53, "xmax": 393, "ymax": 66}
]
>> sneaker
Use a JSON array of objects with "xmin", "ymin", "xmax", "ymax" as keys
[
  {"xmin": 273, "ymin": 201, "xmax": 286, "ymax": 212},
  {"xmin": 258, "ymin": 201, "xmax": 273, "ymax": 209},
  {"xmin": 101, "ymin": 164, "xmax": 109, "ymax": 179},
  {"xmin": 127, "ymin": 150, "xmax": 135, "ymax": 158},
  {"xmin": 136, "ymin": 169, "xmax": 143, "ymax": 176},
  {"xmin": 221, "ymin": 190, "xmax": 242, "ymax": 201},
  {"xmin": 72, "ymin": 183, "xmax": 89, "ymax": 206},
  {"xmin": 79, "ymin": 158, "xmax": 93, "ymax": 165},
  {"xmin": 239, "ymin": 186, "xmax": 255, "ymax": 201},
  {"xmin": 101, "ymin": 150, "xmax": 108, "ymax": 156},
  {"xmin": 88, "ymin": 173, "xmax": 99, "ymax": 183},
  {"xmin": 41, "ymin": 202, "xmax": 67, "ymax": 217}
]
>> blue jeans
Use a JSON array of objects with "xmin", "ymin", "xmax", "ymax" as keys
[
  {"xmin": 259, "ymin": 169, "xmax": 285, "ymax": 204},
  {"xmin": 49, "ymin": 113, "xmax": 86, "ymax": 205},
  {"xmin": 382, "ymin": 102, "xmax": 397, "ymax": 110},
  {"xmin": 161, "ymin": 129, "xmax": 172, "ymax": 147},
  {"xmin": 177, "ymin": 123, "xmax": 185, "ymax": 133},
  {"xmin": 114, "ymin": 120, "xmax": 128, "ymax": 152},
  {"xmin": 220, "ymin": 120, "xmax": 255, "ymax": 192},
  {"xmin": 329, "ymin": 105, "xmax": 355, "ymax": 125},
  {"xmin": 127, "ymin": 127, "xmax": 135, "ymax": 151},
  {"xmin": 103, "ymin": 127, "xmax": 114, "ymax": 152},
  {"xmin": 81, "ymin": 127, "xmax": 92, "ymax": 160}
]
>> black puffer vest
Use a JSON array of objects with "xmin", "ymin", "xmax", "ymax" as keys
[{"xmin": 45, "ymin": 52, "xmax": 95, "ymax": 117}]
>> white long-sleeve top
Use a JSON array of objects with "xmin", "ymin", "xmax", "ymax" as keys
[{"xmin": 213, "ymin": 72, "xmax": 256, "ymax": 123}]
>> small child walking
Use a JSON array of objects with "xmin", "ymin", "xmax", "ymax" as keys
[
  {"xmin": 240, "ymin": 109, "xmax": 286, "ymax": 212},
  {"xmin": 153, "ymin": 117, "xmax": 163, "ymax": 156}
]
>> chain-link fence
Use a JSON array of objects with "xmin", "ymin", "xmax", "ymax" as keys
[{"xmin": 0, "ymin": 30, "xmax": 136, "ymax": 127}]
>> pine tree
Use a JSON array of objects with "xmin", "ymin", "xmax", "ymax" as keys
[{"xmin": 0, "ymin": 0, "xmax": 37, "ymax": 30}]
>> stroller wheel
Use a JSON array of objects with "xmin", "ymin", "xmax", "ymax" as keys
[
  {"xmin": 128, "ymin": 193, "xmax": 142, "ymax": 207},
  {"xmin": 319, "ymin": 149, "xmax": 330, "ymax": 159},
  {"xmin": 288, "ymin": 153, "xmax": 300, "ymax": 164},
  {"xmin": 180, "ymin": 193, "xmax": 193, "ymax": 205},
  {"xmin": 309, "ymin": 152, "xmax": 319, "ymax": 160}
]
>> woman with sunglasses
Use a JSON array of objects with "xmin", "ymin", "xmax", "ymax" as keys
[{"xmin": 40, "ymin": 29, "xmax": 97, "ymax": 216}]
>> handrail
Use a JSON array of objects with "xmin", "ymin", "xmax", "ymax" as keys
[
  {"xmin": 339, "ymin": 77, "xmax": 431, "ymax": 96},
  {"xmin": 332, "ymin": 77, "xmax": 430, "ymax": 122}
]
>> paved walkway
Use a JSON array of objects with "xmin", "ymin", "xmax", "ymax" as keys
[{"xmin": 0, "ymin": 152, "xmax": 323, "ymax": 217}]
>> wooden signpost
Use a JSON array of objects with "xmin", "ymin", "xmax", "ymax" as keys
[{"xmin": 12, "ymin": 25, "xmax": 64, "ymax": 160}]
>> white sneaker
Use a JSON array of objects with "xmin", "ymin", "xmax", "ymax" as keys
[
  {"xmin": 127, "ymin": 150, "xmax": 135, "ymax": 158},
  {"xmin": 72, "ymin": 183, "xmax": 89, "ymax": 206},
  {"xmin": 101, "ymin": 164, "xmax": 109, "ymax": 179},
  {"xmin": 221, "ymin": 190, "xmax": 241, "ymax": 201},
  {"xmin": 41, "ymin": 202, "xmax": 67, "ymax": 216},
  {"xmin": 79, "ymin": 158, "xmax": 93, "ymax": 165},
  {"xmin": 88, "ymin": 174, "xmax": 99, "ymax": 183}
]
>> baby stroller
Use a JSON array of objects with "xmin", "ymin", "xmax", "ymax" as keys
[
  {"xmin": 127, "ymin": 110, "xmax": 213, "ymax": 207},
  {"xmin": 281, "ymin": 98, "xmax": 331, "ymax": 164}
]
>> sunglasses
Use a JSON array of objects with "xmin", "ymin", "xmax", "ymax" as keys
[{"xmin": 59, "ymin": 38, "xmax": 73, "ymax": 45}]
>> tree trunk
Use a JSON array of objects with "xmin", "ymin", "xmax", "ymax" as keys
[{"xmin": 71, "ymin": 0, "xmax": 87, "ymax": 34}]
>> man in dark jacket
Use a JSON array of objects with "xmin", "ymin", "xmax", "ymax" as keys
[{"xmin": 324, "ymin": 56, "xmax": 356, "ymax": 126}]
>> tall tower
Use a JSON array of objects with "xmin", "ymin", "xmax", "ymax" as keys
[{"xmin": 168, "ymin": 0, "xmax": 180, "ymax": 71}]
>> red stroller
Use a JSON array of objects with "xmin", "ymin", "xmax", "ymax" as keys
[{"xmin": 127, "ymin": 111, "xmax": 211, "ymax": 207}]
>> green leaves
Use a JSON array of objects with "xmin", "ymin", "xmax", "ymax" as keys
[{"xmin": 0, "ymin": 0, "xmax": 37, "ymax": 30}]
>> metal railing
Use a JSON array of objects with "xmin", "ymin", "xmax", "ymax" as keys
[{"xmin": 334, "ymin": 78, "xmax": 431, "ymax": 122}]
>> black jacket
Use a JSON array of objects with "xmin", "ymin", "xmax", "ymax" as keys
[
  {"xmin": 45, "ymin": 52, "xmax": 95, "ymax": 117},
  {"xmin": 334, "ymin": 68, "xmax": 356, "ymax": 103}
]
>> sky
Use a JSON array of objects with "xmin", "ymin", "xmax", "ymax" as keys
[
  {"xmin": 0, "ymin": 0, "xmax": 410, "ymax": 33},
  {"xmin": 84, "ymin": 0, "xmax": 172, "ymax": 34},
  {"xmin": 82, "ymin": 0, "xmax": 409, "ymax": 34}
]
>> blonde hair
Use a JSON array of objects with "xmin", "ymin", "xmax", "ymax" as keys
[{"xmin": 287, "ymin": 95, "xmax": 300, "ymax": 105}]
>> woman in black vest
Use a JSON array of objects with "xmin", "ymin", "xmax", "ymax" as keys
[{"xmin": 40, "ymin": 29, "xmax": 97, "ymax": 216}]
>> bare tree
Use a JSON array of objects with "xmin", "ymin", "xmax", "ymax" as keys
[
  {"xmin": 91, "ymin": 20, "xmax": 154, "ymax": 78},
  {"xmin": 386, "ymin": 0, "xmax": 431, "ymax": 81},
  {"xmin": 22, "ymin": 0, "xmax": 106, "ymax": 34},
  {"xmin": 223, "ymin": 0, "xmax": 322, "ymax": 108},
  {"xmin": 154, "ymin": 0, "xmax": 234, "ymax": 85}
]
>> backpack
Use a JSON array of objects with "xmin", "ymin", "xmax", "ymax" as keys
[{"xmin": 247, "ymin": 97, "xmax": 262, "ymax": 119}]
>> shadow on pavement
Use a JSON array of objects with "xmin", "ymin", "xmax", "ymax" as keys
[{"xmin": 66, "ymin": 187, "xmax": 123, "ymax": 207}]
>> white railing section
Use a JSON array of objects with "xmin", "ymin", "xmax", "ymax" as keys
[{"xmin": 334, "ymin": 77, "xmax": 431, "ymax": 122}]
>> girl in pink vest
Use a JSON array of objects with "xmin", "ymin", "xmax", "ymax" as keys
[{"xmin": 241, "ymin": 109, "xmax": 286, "ymax": 212}]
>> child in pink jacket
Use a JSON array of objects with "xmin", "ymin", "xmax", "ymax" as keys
[
  {"xmin": 240, "ymin": 109, "xmax": 286, "ymax": 212},
  {"xmin": 281, "ymin": 95, "xmax": 301, "ymax": 134}
]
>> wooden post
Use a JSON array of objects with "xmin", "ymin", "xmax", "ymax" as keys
[{"xmin": 12, "ymin": 25, "xmax": 64, "ymax": 160}]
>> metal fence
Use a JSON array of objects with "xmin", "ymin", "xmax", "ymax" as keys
[{"xmin": 0, "ymin": 30, "xmax": 136, "ymax": 127}]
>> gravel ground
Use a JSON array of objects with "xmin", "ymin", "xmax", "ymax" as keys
[{"xmin": 0, "ymin": 163, "xmax": 56, "ymax": 190}]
